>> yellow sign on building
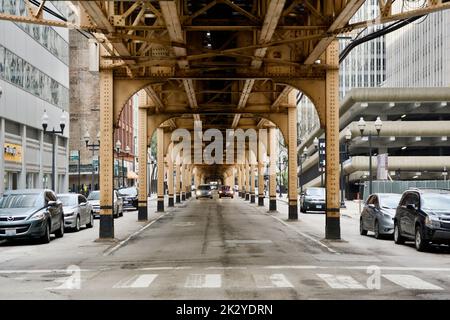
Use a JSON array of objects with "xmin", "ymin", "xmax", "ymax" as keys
[{"xmin": 4, "ymin": 143, "xmax": 22, "ymax": 163}]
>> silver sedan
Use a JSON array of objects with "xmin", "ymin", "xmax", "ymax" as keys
[{"xmin": 58, "ymin": 193, "xmax": 94, "ymax": 231}]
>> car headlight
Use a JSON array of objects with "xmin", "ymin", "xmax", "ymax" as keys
[
  {"xmin": 64, "ymin": 211, "xmax": 75, "ymax": 217},
  {"xmin": 29, "ymin": 210, "xmax": 46, "ymax": 221},
  {"xmin": 196, "ymin": 190, "xmax": 201, "ymax": 195},
  {"xmin": 425, "ymin": 215, "xmax": 440, "ymax": 228}
]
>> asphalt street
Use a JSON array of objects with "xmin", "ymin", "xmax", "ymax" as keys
[{"xmin": 0, "ymin": 196, "xmax": 450, "ymax": 300}]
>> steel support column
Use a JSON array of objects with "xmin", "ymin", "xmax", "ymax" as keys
[
  {"xmin": 175, "ymin": 160, "xmax": 181, "ymax": 203},
  {"xmin": 181, "ymin": 164, "xmax": 186, "ymax": 201},
  {"xmin": 157, "ymin": 128, "xmax": 164, "ymax": 212},
  {"xmin": 98, "ymin": 65, "xmax": 114, "ymax": 239},
  {"xmin": 269, "ymin": 127, "xmax": 277, "ymax": 211},
  {"xmin": 250, "ymin": 164, "xmax": 256, "ymax": 203},
  {"xmin": 167, "ymin": 144, "xmax": 174, "ymax": 207},
  {"xmin": 245, "ymin": 158, "xmax": 250, "ymax": 201},
  {"xmin": 258, "ymin": 130, "xmax": 267, "ymax": 206},
  {"xmin": 137, "ymin": 105, "xmax": 148, "ymax": 220},
  {"xmin": 325, "ymin": 41, "xmax": 341, "ymax": 240},
  {"xmin": 238, "ymin": 165, "xmax": 243, "ymax": 198},
  {"xmin": 287, "ymin": 100, "xmax": 298, "ymax": 220}
]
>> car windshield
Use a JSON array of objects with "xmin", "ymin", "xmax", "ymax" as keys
[
  {"xmin": 59, "ymin": 195, "xmax": 77, "ymax": 206},
  {"xmin": 87, "ymin": 191, "xmax": 100, "ymax": 200},
  {"xmin": 221, "ymin": 186, "xmax": 230, "ymax": 191},
  {"xmin": 199, "ymin": 185, "xmax": 211, "ymax": 190},
  {"xmin": 379, "ymin": 194, "xmax": 402, "ymax": 209},
  {"xmin": 118, "ymin": 187, "xmax": 137, "ymax": 196},
  {"xmin": 0, "ymin": 194, "xmax": 40, "ymax": 208},
  {"xmin": 306, "ymin": 188, "xmax": 325, "ymax": 197},
  {"xmin": 421, "ymin": 193, "xmax": 450, "ymax": 211}
]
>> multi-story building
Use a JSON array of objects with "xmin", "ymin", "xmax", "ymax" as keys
[
  {"xmin": 297, "ymin": 0, "xmax": 386, "ymax": 141},
  {"xmin": 385, "ymin": 7, "xmax": 450, "ymax": 87},
  {"xmin": 0, "ymin": 0, "xmax": 69, "ymax": 194}
]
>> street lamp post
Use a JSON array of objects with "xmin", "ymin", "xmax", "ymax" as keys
[
  {"xmin": 358, "ymin": 117, "xmax": 383, "ymax": 195},
  {"xmin": 41, "ymin": 110, "xmax": 66, "ymax": 192},
  {"xmin": 299, "ymin": 147, "xmax": 308, "ymax": 194},
  {"xmin": 313, "ymin": 137, "xmax": 323, "ymax": 187},
  {"xmin": 340, "ymin": 128, "xmax": 352, "ymax": 208},
  {"xmin": 84, "ymin": 131, "xmax": 100, "ymax": 192}
]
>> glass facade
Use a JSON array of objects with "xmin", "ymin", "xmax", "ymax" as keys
[
  {"xmin": 0, "ymin": 0, "xmax": 69, "ymax": 65},
  {"xmin": 0, "ymin": 44, "xmax": 69, "ymax": 110}
]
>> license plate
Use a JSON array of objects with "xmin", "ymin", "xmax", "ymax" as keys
[
  {"xmin": 6, "ymin": 229, "xmax": 16, "ymax": 236},
  {"xmin": 316, "ymin": 205, "xmax": 322, "ymax": 209}
]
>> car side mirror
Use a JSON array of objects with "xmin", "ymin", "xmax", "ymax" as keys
[
  {"xmin": 406, "ymin": 204, "xmax": 417, "ymax": 210},
  {"xmin": 47, "ymin": 200, "xmax": 57, "ymax": 207}
]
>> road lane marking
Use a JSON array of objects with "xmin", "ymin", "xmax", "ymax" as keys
[
  {"xmin": 184, "ymin": 274, "xmax": 222, "ymax": 288},
  {"xmin": 138, "ymin": 266, "xmax": 192, "ymax": 271},
  {"xmin": 268, "ymin": 215, "xmax": 338, "ymax": 254},
  {"xmin": 317, "ymin": 274, "xmax": 366, "ymax": 289},
  {"xmin": 114, "ymin": 274, "xmax": 158, "ymax": 288},
  {"xmin": 253, "ymin": 274, "xmax": 294, "ymax": 288},
  {"xmin": 103, "ymin": 211, "xmax": 170, "ymax": 256},
  {"xmin": 383, "ymin": 274, "xmax": 443, "ymax": 290}
]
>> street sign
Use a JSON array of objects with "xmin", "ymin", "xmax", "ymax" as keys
[
  {"xmin": 70, "ymin": 150, "xmax": 79, "ymax": 161},
  {"xmin": 318, "ymin": 138, "xmax": 326, "ymax": 172}
]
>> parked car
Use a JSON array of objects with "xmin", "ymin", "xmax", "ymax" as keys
[
  {"xmin": 0, "ymin": 189, "xmax": 64, "ymax": 243},
  {"xmin": 118, "ymin": 187, "xmax": 138, "ymax": 210},
  {"xmin": 300, "ymin": 187, "xmax": 326, "ymax": 213},
  {"xmin": 196, "ymin": 184, "xmax": 213, "ymax": 199},
  {"xmin": 219, "ymin": 185, "xmax": 234, "ymax": 198},
  {"xmin": 88, "ymin": 190, "xmax": 123, "ymax": 218},
  {"xmin": 394, "ymin": 188, "xmax": 450, "ymax": 251},
  {"xmin": 360, "ymin": 193, "xmax": 402, "ymax": 239},
  {"xmin": 58, "ymin": 193, "xmax": 94, "ymax": 231}
]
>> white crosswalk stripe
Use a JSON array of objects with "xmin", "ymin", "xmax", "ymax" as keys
[
  {"xmin": 253, "ymin": 273, "xmax": 294, "ymax": 288},
  {"xmin": 383, "ymin": 274, "xmax": 443, "ymax": 290},
  {"xmin": 184, "ymin": 274, "xmax": 222, "ymax": 288},
  {"xmin": 113, "ymin": 274, "xmax": 158, "ymax": 288},
  {"xmin": 317, "ymin": 274, "xmax": 366, "ymax": 289}
]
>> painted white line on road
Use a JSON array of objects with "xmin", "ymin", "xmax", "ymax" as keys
[
  {"xmin": 114, "ymin": 274, "xmax": 158, "ymax": 288},
  {"xmin": 103, "ymin": 211, "xmax": 170, "ymax": 256},
  {"xmin": 184, "ymin": 274, "xmax": 222, "ymax": 288},
  {"xmin": 268, "ymin": 215, "xmax": 338, "ymax": 254},
  {"xmin": 317, "ymin": 274, "xmax": 366, "ymax": 289},
  {"xmin": 383, "ymin": 274, "xmax": 443, "ymax": 290},
  {"xmin": 253, "ymin": 273, "xmax": 293, "ymax": 288},
  {"xmin": 138, "ymin": 266, "xmax": 192, "ymax": 271},
  {"xmin": 264, "ymin": 265, "xmax": 322, "ymax": 270},
  {"xmin": 0, "ymin": 269, "xmax": 92, "ymax": 274}
]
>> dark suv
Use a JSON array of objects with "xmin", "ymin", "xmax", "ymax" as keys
[{"xmin": 394, "ymin": 189, "xmax": 450, "ymax": 251}]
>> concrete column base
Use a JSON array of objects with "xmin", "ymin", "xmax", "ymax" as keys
[
  {"xmin": 99, "ymin": 214, "xmax": 114, "ymax": 239},
  {"xmin": 138, "ymin": 203, "xmax": 148, "ymax": 221},
  {"xmin": 157, "ymin": 198, "xmax": 164, "ymax": 212},
  {"xmin": 245, "ymin": 193, "xmax": 249, "ymax": 201},
  {"xmin": 176, "ymin": 194, "xmax": 181, "ymax": 203},
  {"xmin": 168, "ymin": 195, "xmax": 174, "ymax": 207},
  {"xmin": 288, "ymin": 201, "xmax": 298, "ymax": 220},
  {"xmin": 269, "ymin": 199, "xmax": 277, "ymax": 211},
  {"xmin": 258, "ymin": 196, "xmax": 264, "ymax": 206},
  {"xmin": 250, "ymin": 194, "xmax": 255, "ymax": 203},
  {"xmin": 326, "ymin": 215, "xmax": 341, "ymax": 240}
]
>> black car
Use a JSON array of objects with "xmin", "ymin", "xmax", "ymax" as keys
[
  {"xmin": 394, "ymin": 189, "xmax": 450, "ymax": 251},
  {"xmin": 0, "ymin": 189, "xmax": 64, "ymax": 243},
  {"xmin": 300, "ymin": 187, "xmax": 326, "ymax": 213},
  {"xmin": 118, "ymin": 187, "xmax": 138, "ymax": 210}
]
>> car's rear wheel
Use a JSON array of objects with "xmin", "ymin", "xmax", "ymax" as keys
[
  {"xmin": 394, "ymin": 222, "xmax": 404, "ymax": 244},
  {"xmin": 86, "ymin": 213, "xmax": 94, "ymax": 228},
  {"xmin": 360, "ymin": 218, "xmax": 368, "ymax": 236},
  {"xmin": 39, "ymin": 221, "xmax": 51, "ymax": 244},
  {"xmin": 415, "ymin": 225, "xmax": 429, "ymax": 252},
  {"xmin": 55, "ymin": 217, "xmax": 64, "ymax": 238}
]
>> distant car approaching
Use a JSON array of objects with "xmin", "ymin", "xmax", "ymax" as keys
[
  {"xmin": 394, "ymin": 189, "xmax": 450, "ymax": 251},
  {"xmin": 300, "ymin": 187, "xmax": 326, "ymax": 213},
  {"xmin": 196, "ymin": 185, "xmax": 213, "ymax": 199},
  {"xmin": 118, "ymin": 187, "xmax": 138, "ymax": 210},
  {"xmin": 219, "ymin": 185, "xmax": 234, "ymax": 198},
  {"xmin": 88, "ymin": 190, "xmax": 123, "ymax": 218},
  {"xmin": 0, "ymin": 189, "xmax": 64, "ymax": 243},
  {"xmin": 58, "ymin": 193, "xmax": 94, "ymax": 231},
  {"xmin": 360, "ymin": 193, "xmax": 401, "ymax": 239}
]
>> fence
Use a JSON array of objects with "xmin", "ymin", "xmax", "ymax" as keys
[{"xmin": 362, "ymin": 180, "xmax": 450, "ymax": 201}]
